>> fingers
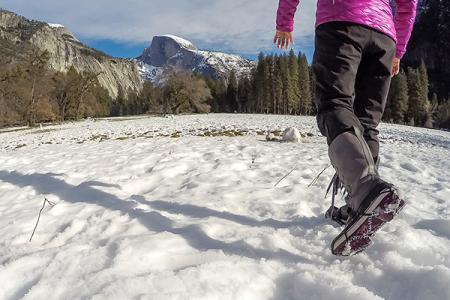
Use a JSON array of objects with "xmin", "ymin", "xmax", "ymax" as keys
[
  {"xmin": 391, "ymin": 58, "xmax": 400, "ymax": 77},
  {"xmin": 282, "ymin": 34, "xmax": 292, "ymax": 50},
  {"xmin": 274, "ymin": 34, "xmax": 283, "ymax": 49},
  {"xmin": 273, "ymin": 31, "xmax": 293, "ymax": 50},
  {"xmin": 391, "ymin": 63, "xmax": 400, "ymax": 77}
]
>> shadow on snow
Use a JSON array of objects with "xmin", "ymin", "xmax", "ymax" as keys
[{"xmin": 0, "ymin": 170, "xmax": 324, "ymax": 264}]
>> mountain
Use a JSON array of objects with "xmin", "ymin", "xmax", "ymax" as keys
[
  {"xmin": 0, "ymin": 10, "xmax": 256, "ymax": 97},
  {"xmin": 137, "ymin": 35, "xmax": 256, "ymax": 83},
  {"xmin": 0, "ymin": 9, "xmax": 142, "ymax": 98}
]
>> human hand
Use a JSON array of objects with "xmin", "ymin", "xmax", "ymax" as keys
[
  {"xmin": 391, "ymin": 57, "xmax": 400, "ymax": 77},
  {"xmin": 273, "ymin": 30, "xmax": 294, "ymax": 50}
]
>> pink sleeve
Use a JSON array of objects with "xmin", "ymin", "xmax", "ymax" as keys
[
  {"xmin": 394, "ymin": 0, "xmax": 418, "ymax": 59},
  {"xmin": 276, "ymin": 0, "xmax": 300, "ymax": 32}
]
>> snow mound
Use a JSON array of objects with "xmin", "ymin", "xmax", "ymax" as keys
[{"xmin": 282, "ymin": 127, "xmax": 302, "ymax": 142}]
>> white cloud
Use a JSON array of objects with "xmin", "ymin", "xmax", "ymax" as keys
[{"xmin": 0, "ymin": 0, "xmax": 316, "ymax": 54}]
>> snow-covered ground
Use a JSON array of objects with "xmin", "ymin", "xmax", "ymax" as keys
[{"xmin": 0, "ymin": 114, "xmax": 449, "ymax": 300}]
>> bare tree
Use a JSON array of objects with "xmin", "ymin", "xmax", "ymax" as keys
[
  {"xmin": 23, "ymin": 50, "xmax": 51, "ymax": 126},
  {"xmin": 161, "ymin": 70, "xmax": 211, "ymax": 115}
]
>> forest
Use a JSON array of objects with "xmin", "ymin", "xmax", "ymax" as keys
[{"xmin": 1, "ymin": 49, "xmax": 449, "ymax": 130}]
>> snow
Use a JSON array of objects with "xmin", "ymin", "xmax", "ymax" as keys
[
  {"xmin": 137, "ymin": 35, "xmax": 255, "ymax": 82},
  {"xmin": 196, "ymin": 50, "xmax": 255, "ymax": 76},
  {"xmin": 282, "ymin": 127, "xmax": 302, "ymax": 143},
  {"xmin": 47, "ymin": 23, "xmax": 64, "ymax": 28},
  {"xmin": 0, "ymin": 114, "xmax": 449, "ymax": 300},
  {"xmin": 161, "ymin": 34, "xmax": 197, "ymax": 50},
  {"xmin": 137, "ymin": 61, "xmax": 165, "ymax": 83}
]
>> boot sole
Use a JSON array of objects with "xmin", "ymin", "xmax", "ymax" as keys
[{"xmin": 331, "ymin": 188, "xmax": 405, "ymax": 256}]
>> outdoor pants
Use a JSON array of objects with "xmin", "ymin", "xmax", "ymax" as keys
[{"xmin": 312, "ymin": 21, "xmax": 396, "ymax": 161}]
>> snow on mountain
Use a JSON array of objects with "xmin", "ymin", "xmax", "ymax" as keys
[
  {"xmin": 47, "ymin": 23, "xmax": 65, "ymax": 28},
  {"xmin": 137, "ymin": 61, "xmax": 165, "ymax": 84},
  {"xmin": 137, "ymin": 35, "xmax": 256, "ymax": 83},
  {"xmin": 161, "ymin": 34, "xmax": 197, "ymax": 50},
  {"xmin": 0, "ymin": 114, "xmax": 449, "ymax": 299}
]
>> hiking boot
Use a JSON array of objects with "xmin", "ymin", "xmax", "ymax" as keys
[
  {"xmin": 327, "ymin": 127, "xmax": 405, "ymax": 255},
  {"xmin": 325, "ymin": 156, "xmax": 381, "ymax": 227},
  {"xmin": 330, "ymin": 183, "xmax": 405, "ymax": 256}
]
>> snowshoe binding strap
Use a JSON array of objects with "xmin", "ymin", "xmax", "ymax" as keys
[
  {"xmin": 324, "ymin": 172, "xmax": 355, "ymax": 226},
  {"xmin": 325, "ymin": 205, "xmax": 353, "ymax": 226}
]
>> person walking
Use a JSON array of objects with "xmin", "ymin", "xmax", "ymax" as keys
[{"xmin": 274, "ymin": 0, "xmax": 418, "ymax": 255}]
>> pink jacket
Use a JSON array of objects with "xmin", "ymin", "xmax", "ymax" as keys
[{"xmin": 276, "ymin": 0, "xmax": 418, "ymax": 59}]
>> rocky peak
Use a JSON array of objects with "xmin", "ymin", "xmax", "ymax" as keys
[
  {"xmin": 137, "ymin": 34, "xmax": 255, "ymax": 82},
  {"xmin": 0, "ymin": 9, "xmax": 142, "ymax": 98},
  {"xmin": 0, "ymin": 9, "xmax": 26, "ymax": 28},
  {"xmin": 47, "ymin": 23, "xmax": 79, "ymax": 41},
  {"xmin": 138, "ymin": 35, "xmax": 198, "ymax": 68}
]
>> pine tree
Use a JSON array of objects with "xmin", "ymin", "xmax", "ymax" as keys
[
  {"xmin": 217, "ymin": 79, "xmax": 228, "ymax": 112},
  {"xmin": 298, "ymin": 53, "xmax": 312, "ymax": 115},
  {"xmin": 255, "ymin": 52, "xmax": 266, "ymax": 113},
  {"xmin": 238, "ymin": 76, "xmax": 252, "ymax": 113},
  {"xmin": 279, "ymin": 55, "xmax": 290, "ymax": 114},
  {"xmin": 418, "ymin": 61, "xmax": 433, "ymax": 127},
  {"xmin": 226, "ymin": 70, "xmax": 239, "ymax": 113},
  {"xmin": 429, "ymin": 93, "xmax": 439, "ymax": 125},
  {"xmin": 407, "ymin": 67, "xmax": 424, "ymax": 126},
  {"xmin": 273, "ymin": 56, "xmax": 283, "ymax": 114},
  {"xmin": 246, "ymin": 70, "xmax": 257, "ymax": 113},
  {"xmin": 265, "ymin": 55, "xmax": 275, "ymax": 113},
  {"xmin": 287, "ymin": 50, "xmax": 300, "ymax": 114},
  {"xmin": 309, "ymin": 67, "xmax": 317, "ymax": 115},
  {"xmin": 435, "ymin": 99, "xmax": 450, "ymax": 129},
  {"xmin": 386, "ymin": 70, "xmax": 409, "ymax": 124}
]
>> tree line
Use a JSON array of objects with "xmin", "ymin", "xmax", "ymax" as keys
[
  {"xmin": 1, "ymin": 49, "xmax": 450, "ymax": 130},
  {"xmin": 384, "ymin": 61, "xmax": 450, "ymax": 129},
  {"xmin": 204, "ymin": 50, "xmax": 450, "ymax": 129},
  {"xmin": 405, "ymin": 0, "xmax": 450, "ymax": 101},
  {"xmin": 0, "ymin": 50, "xmax": 112, "ymax": 127},
  {"xmin": 0, "ymin": 50, "xmax": 211, "ymax": 127},
  {"xmin": 205, "ymin": 51, "xmax": 314, "ymax": 116}
]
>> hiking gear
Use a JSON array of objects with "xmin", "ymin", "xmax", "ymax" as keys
[
  {"xmin": 328, "ymin": 128, "xmax": 382, "ymax": 212},
  {"xmin": 325, "ymin": 204, "xmax": 352, "ymax": 226},
  {"xmin": 313, "ymin": 21, "xmax": 396, "ymax": 160},
  {"xmin": 276, "ymin": 0, "xmax": 418, "ymax": 58},
  {"xmin": 331, "ymin": 185, "xmax": 405, "ymax": 256},
  {"xmin": 324, "ymin": 155, "xmax": 381, "ymax": 227}
]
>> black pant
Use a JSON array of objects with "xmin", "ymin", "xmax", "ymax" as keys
[{"xmin": 312, "ymin": 22, "xmax": 396, "ymax": 160}]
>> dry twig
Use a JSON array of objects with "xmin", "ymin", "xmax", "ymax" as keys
[{"xmin": 29, "ymin": 198, "xmax": 55, "ymax": 242}]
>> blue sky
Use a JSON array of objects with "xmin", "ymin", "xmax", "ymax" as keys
[{"xmin": 0, "ymin": 0, "xmax": 317, "ymax": 61}]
